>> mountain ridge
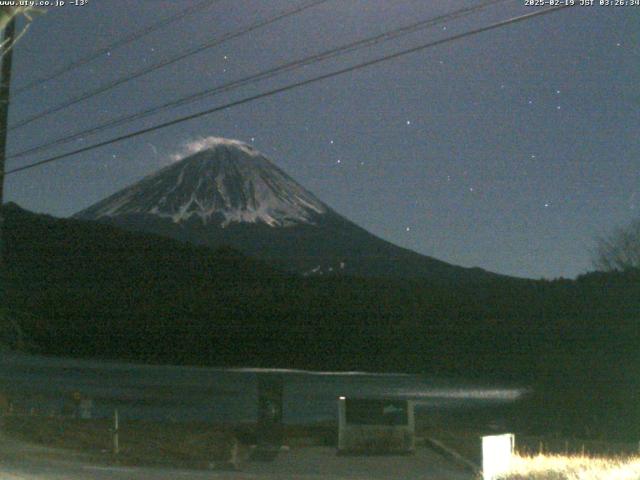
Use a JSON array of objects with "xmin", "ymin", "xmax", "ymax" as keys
[
  {"xmin": 74, "ymin": 137, "xmax": 500, "ymax": 282},
  {"xmin": 76, "ymin": 138, "xmax": 328, "ymax": 228}
]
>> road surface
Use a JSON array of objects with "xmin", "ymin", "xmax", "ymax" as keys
[{"xmin": 0, "ymin": 434, "xmax": 473, "ymax": 479}]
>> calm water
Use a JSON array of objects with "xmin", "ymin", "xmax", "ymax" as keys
[{"xmin": 0, "ymin": 351, "xmax": 525, "ymax": 424}]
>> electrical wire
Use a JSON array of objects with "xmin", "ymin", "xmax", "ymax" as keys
[
  {"xmin": 7, "ymin": 0, "xmax": 510, "ymax": 161},
  {"xmin": 7, "ymin": 0, "xmax": 331, "ymax": 132},
  {"xmin": 13, "ymin": 0, "xmax": 221, "ymax": 96},
  {"xmin": 5, "ymin": 5, "xmax": 571, "ymax": 177}
]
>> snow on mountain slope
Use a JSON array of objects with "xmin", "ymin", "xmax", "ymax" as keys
[{"xmin": 76, "ymin": 138, "xmax": 327, "ymax": 228}]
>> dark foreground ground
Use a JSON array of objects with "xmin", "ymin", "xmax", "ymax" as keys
[
  {"xmin": 0, "ymin": 431, "xmax": 473, "ymax": 480},
  {"xmin": 4, "ymin": 413, "xmax": 637, "ymax": 479}
]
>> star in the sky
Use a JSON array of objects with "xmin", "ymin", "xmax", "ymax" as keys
[{"xmin": 406, "ymin": 120, "xmax": 411, "ymax": 125}]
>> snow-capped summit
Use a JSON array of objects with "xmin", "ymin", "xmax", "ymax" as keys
[{"xmin": 76, "ymin": 137, "xmax": 327, "ymax": 228}]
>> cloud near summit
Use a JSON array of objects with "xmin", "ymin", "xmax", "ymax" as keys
[{"xmin": 167, "ymin": 137, "xmax": 256, "ymax": 164}]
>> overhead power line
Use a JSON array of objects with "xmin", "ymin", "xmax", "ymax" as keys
[
  {"xmin": 8, "ymin": 0, "xmax": 510, "ymax": 161},
  {"xmin": 5, "ymin": 5, "xmax": 571, "ymax": 177},
  {"xmin": 7, "ymin": 0, "xmax": 330, "ymax": 131},
  {"xmin": 14, "ymin": 0, "xmax": 221, "ymax": 96}
]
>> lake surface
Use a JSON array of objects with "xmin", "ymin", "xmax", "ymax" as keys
[{"xmin": 0, "ymin": 351, "xmax": 526, "ymax": 424}]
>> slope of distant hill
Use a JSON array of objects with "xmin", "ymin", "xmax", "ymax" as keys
[
  {"xmin": 4, "ymin": 201, "xmax": 526, "ymax": 373},
  {"xmin": 3, "ymin": 201, "xmax": 638, "ymax": 370}
]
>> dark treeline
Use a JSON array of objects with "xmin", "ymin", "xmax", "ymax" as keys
[{"xmin": 3, "ymin": 203, "xmax": 640, "ymax": 438}]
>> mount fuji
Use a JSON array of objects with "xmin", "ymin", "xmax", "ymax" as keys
[{"xmin": 75, "ymin": 137, "xmax": 495, "ymax": 281}]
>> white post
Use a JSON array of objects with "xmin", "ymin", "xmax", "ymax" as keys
[
  {"xmin": 337, "ymin": 396, "xmax": 346, "ymax": 452},
  {"xmin": 113, "ymin": 409, "xmax": 119, "ymax": 456},
  {"xmin": 482, "ymin": 433, "xmax": 514, "ymax": 480}
]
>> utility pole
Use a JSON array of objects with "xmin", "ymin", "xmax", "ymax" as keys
[{"xmin": 0, "ymin": 17, "xmax": 16, "ymax": 308}]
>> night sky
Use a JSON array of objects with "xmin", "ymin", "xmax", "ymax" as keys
[{"xmin": 4, "ymin": 1, "xmax": 639, "ymax": 279}]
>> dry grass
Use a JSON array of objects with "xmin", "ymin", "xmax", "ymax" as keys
[{"xmin": 498, "ymin": 453, "xmax": 640, "ymax": 480}]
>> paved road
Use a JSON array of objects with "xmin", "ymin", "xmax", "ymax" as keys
[{"xmin": 0, "ymin": 436, "xmax": 473, "ymax": 479}]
